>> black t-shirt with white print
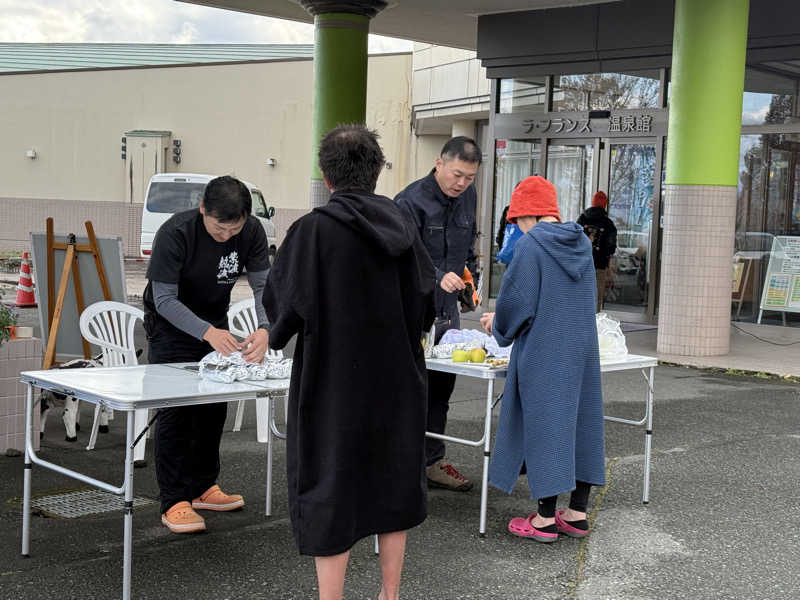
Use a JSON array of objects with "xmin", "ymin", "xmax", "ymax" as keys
[{"xmin": 143, "ymin": 209, "xmax": 268, "ymax": 345}]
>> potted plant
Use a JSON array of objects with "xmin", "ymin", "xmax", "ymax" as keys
[{"xmin": 0, "ymin": 304, "xmax": 18, "ymax": 346}]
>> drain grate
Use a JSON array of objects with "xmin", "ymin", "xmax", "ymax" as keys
[{"xmin": 32, "ymin": 489, "xmax": 156, "ymax": 518}]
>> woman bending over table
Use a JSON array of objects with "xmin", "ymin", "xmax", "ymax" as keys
[{"xmin": 481, "ymin": 175, "xmax": 606, "ymax": 542}]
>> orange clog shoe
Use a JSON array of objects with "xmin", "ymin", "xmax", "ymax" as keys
[
  {"xmin": 191, "ymin": 484, "xmax": 245, "ymax": 512},
  {"xmin": 161, "ymin": 501, "xmax": 206, "ymax": 534}
]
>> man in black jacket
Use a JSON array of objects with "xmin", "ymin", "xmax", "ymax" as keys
[
  {"xmin": 395, "ymin": 136, "xmax": 481, "ymax": 492},
  {"xmin": 577, "ymin": 191, "xmax": 617, "ymax": 312},
  {"xmin": 263, "ymin": 124, "xmax": 435, "ymax": 600}
]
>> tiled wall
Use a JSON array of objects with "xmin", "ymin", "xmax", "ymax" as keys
[
  {"xmin": 0, "ymin": 337, "xmax": 42, "ymax": 453},
  {"xmin": 271, "ymin": 208, "xmax": 309, "ymax": 246},
  {"xmin": 0, "ymin": 197, "xmax": 142, "ymax": 257},
  {"xmin": 658, "ymin": 184, "xmax": 737, "ymax": 356},
  {"xmin": 0, "ymin": 197, "xmax": 305, "ymax": 256}
]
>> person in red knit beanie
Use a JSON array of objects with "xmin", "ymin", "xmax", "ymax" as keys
[
  {"xmin": 480, "ymin": 174, "xmax": 605, "ymax": 543},
  {"xmin": 506, "ymin": 175, "xmax": 561, "ymax": 223},
  {"xmin": 591, "ymin": 190, "xmax": 608, "ymax": 208},
  {"xmin": 578, "ymin": 190, "xmax": 617, "ymax": 311}
]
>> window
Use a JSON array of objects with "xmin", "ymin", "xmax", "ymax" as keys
[
  {"xmin": 499, "ymin": 78, "xmax": 547, "ymax": 114},
  {"xmin": 145, "ymin": 182, "xmax": 205, "ymax": 213},
  {"xmin": 553, "ymin": 71, "xmax": 661, "ymax": 111},
  {"xmin": 742, "ymin": 66, "xmax": 798, "ymax": 125},
  {"xmin": 734, "ymin": 132, "xmax": 800, "ymax": 325},
  {"xmin": 251, "ymin": 190, "xmax": 268, "ymax": 218}
]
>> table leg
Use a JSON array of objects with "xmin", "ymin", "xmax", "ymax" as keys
[
  {"xmin": 265, "ymin": 395, "xmax": 274, "ymax": 517},
  {"xmin": 642, "ymin": 366, "xmax": 654, "ymax": 504},
  {"xmin": 22, "ymin": 383, "xmax": 33, "ymax": 557},
  {"xmin": 479, "ymin": 379, "xmax": 494, "ymax": 537},
  {"xmin": 122, "ymin": 411, "xmax": 135, "ymax": 600}
]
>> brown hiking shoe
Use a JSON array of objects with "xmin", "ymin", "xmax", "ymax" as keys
[
  {"xmin": 426, "ymin": 460, "xmax": 473, "ymax": 492},
  {"xmin": 191, "ymin": 485, "xmax": 245, "ymax": 512},
  {"xmin": 161, "ymin": 501, "xmax": 206, "ymax": 533}
]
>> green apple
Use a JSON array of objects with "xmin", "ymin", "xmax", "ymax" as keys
[
  {"xmin": 469, "ymin": 348, "xmax": 487, "ymax": 363},
  {"xmin": 452, "ymin": 350, "xmax": 469, "ymax": 362}
]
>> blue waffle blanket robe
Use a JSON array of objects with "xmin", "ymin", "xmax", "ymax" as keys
[{"xmin": 489, "ymin": 221, "xmax": 606, "ymax": 499}]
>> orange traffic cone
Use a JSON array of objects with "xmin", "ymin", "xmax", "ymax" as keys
[{"xmin": 14, "ymin": 252, "xmax": 37, "ymax": 307}]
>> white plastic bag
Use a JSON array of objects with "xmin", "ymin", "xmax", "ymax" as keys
[
  {"xmin": 596, "ymin": 313, "xmax": 628, "ymax": 360},
  {"xmin": 437, "ymin": 327, "xmax": 512, "ymax": 358}
]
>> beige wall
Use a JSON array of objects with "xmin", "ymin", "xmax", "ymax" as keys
[
  {"xmin": 411, "ymin": 42, "xmax": 490, "ymax": 136},
  {"xmin": 409, "ymin": 134, "xmax": 449, "ymax": 182},
  {"xmin": 0, "ymin": 53, "xmax": 412, "ymax": 209},
  {"xmin": 412, "ymin": 43, "xmax": 489, "ymax": 106},
  {"xmin": 410, "ymin": 43, "xmax": 494, "ymax": 277}
]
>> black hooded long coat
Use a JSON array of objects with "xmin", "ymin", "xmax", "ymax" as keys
[{"xmin": 263, "ymin": 190, "xmax": 436, "ymax": 556}]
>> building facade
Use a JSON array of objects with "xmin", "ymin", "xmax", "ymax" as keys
[
  {"xmin": 404, "ymin": 0, "xmax": 800, "ymax": 350},
  {"xmin": 473, "ymin": 0, "xmax": 800, "ymax": 338},
  {"xmin": 0, "ymin": 45, "xmax": 412, "ymax": 255}
]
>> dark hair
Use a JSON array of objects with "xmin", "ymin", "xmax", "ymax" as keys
[
  {"xmin": 202, "ymin": 175, "xmax": 252, "ymax": 222},
  {"xmin": 440, "ymin": 136, "xmax": 482, "ymax": 165},
  {"xmin": 318, "ymin": 124, "xmax": 385, "ymax": 192}
]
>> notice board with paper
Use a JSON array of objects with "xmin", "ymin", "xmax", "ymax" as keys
[{"xmin": 757, "ymin": 236, "xmax": 800, "ymax": 323}]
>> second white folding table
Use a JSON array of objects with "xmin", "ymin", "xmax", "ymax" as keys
[{"xmin": 423, "ymin": 354, "xmax": 658, "ymax": 536}]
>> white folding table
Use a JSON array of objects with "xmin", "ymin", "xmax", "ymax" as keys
[
  {"xmin": 19, "ymin": 364, "xmax": 289, "ymax": 600},
  {"xmin": 425, "ymin": 353, "xmax": 657, "ymax": 536}
]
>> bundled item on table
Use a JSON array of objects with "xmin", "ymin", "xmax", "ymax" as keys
[
  {"xmin": 199, "ymin": 351, "xmax": 292, "ymax": 383},
  {"xmin": 426, "ymin": 328, "xmax": 513, "ymax": 361},
  {"xmin": 596, "ymin": 312, "xmax": 628, "ymax": 360}
]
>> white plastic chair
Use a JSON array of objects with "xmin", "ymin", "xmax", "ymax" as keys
[
  {"xmin": 228, "ymin": 297, "xmax": 289, "ymax": 516},
  {"xmin": 227, "ymin": 298, "xmax": 284, "ymax": 440},
  {"xmin": 79, "ymin": 301, "xmax": 148, "ymax": 463}
]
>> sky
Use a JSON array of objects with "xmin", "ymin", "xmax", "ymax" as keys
[{"xmin": 0, "ymin": 0, "xmax": 413, "ymax": 53}]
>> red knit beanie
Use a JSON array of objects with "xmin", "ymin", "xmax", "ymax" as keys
[
  {"xmin": 507, "ymin": 176, "xmax": 560, "ymax": 222},
  {"xmin": 592, "ymin": 190, "xmax": 608, "ymax": 208}
]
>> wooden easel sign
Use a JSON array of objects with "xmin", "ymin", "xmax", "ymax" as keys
[{"xmin": 29, "ymin": 220, "xmax": 128, "ymax": 367}]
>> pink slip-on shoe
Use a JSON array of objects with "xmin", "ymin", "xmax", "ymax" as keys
[
  {"xmin": 508, "ymin": 513, "xmax": 559, "ymax": 543},
  {"xmin": 555, "ymin": 510, "xmax": 589, "ymax": 538}
]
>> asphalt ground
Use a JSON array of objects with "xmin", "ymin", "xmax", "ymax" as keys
[{"xmin": 1, "ymin": 329, "xmax": 799, "ymax": 599}]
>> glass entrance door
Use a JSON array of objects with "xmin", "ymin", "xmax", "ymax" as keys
[
  {"xmin": 489, "ymin": 140, "xmax": 542, "ymax": 297},
  {"xmin": 546, "ymin": 141, "xmax": 595, "ymax": 222},
  {"xmin": 598, "ymin": 140, "xmax": 658, "ymax": 316}
]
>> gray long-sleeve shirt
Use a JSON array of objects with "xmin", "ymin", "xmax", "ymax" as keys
[{"xmin": 152, "ymin": 269, "xmax": 269, "ymax": 340}]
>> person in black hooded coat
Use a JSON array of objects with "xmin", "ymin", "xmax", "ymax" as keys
[{"xmin": 263, "ymin": 125, "xmax": 435, "ymax": 600}]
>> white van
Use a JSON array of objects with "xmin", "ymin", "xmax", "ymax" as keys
[{"xmin": 140, "ymin": 173, "xmax": 277, "ymax": 261}]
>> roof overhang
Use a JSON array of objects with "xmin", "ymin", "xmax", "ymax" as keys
[{"xmin": 177, "ymin": 1, "xmax": 619, "ymax": 50}]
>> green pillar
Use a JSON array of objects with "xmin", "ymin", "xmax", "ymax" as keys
[
  {"xmin": 658, "ymin": 0, "xmax": 750, "ymax": 357},
  {"xmin": 302, "ymin": 2, "xmax": 386, "ymax": 208},
  {"xmin": 665, "ymin": 0, "xmax": 749, "ymax": 185}
]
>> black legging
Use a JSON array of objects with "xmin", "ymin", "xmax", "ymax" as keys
[{"xmin": 537, "ymin": 481, "xmax": 592, "ymax": 518}]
